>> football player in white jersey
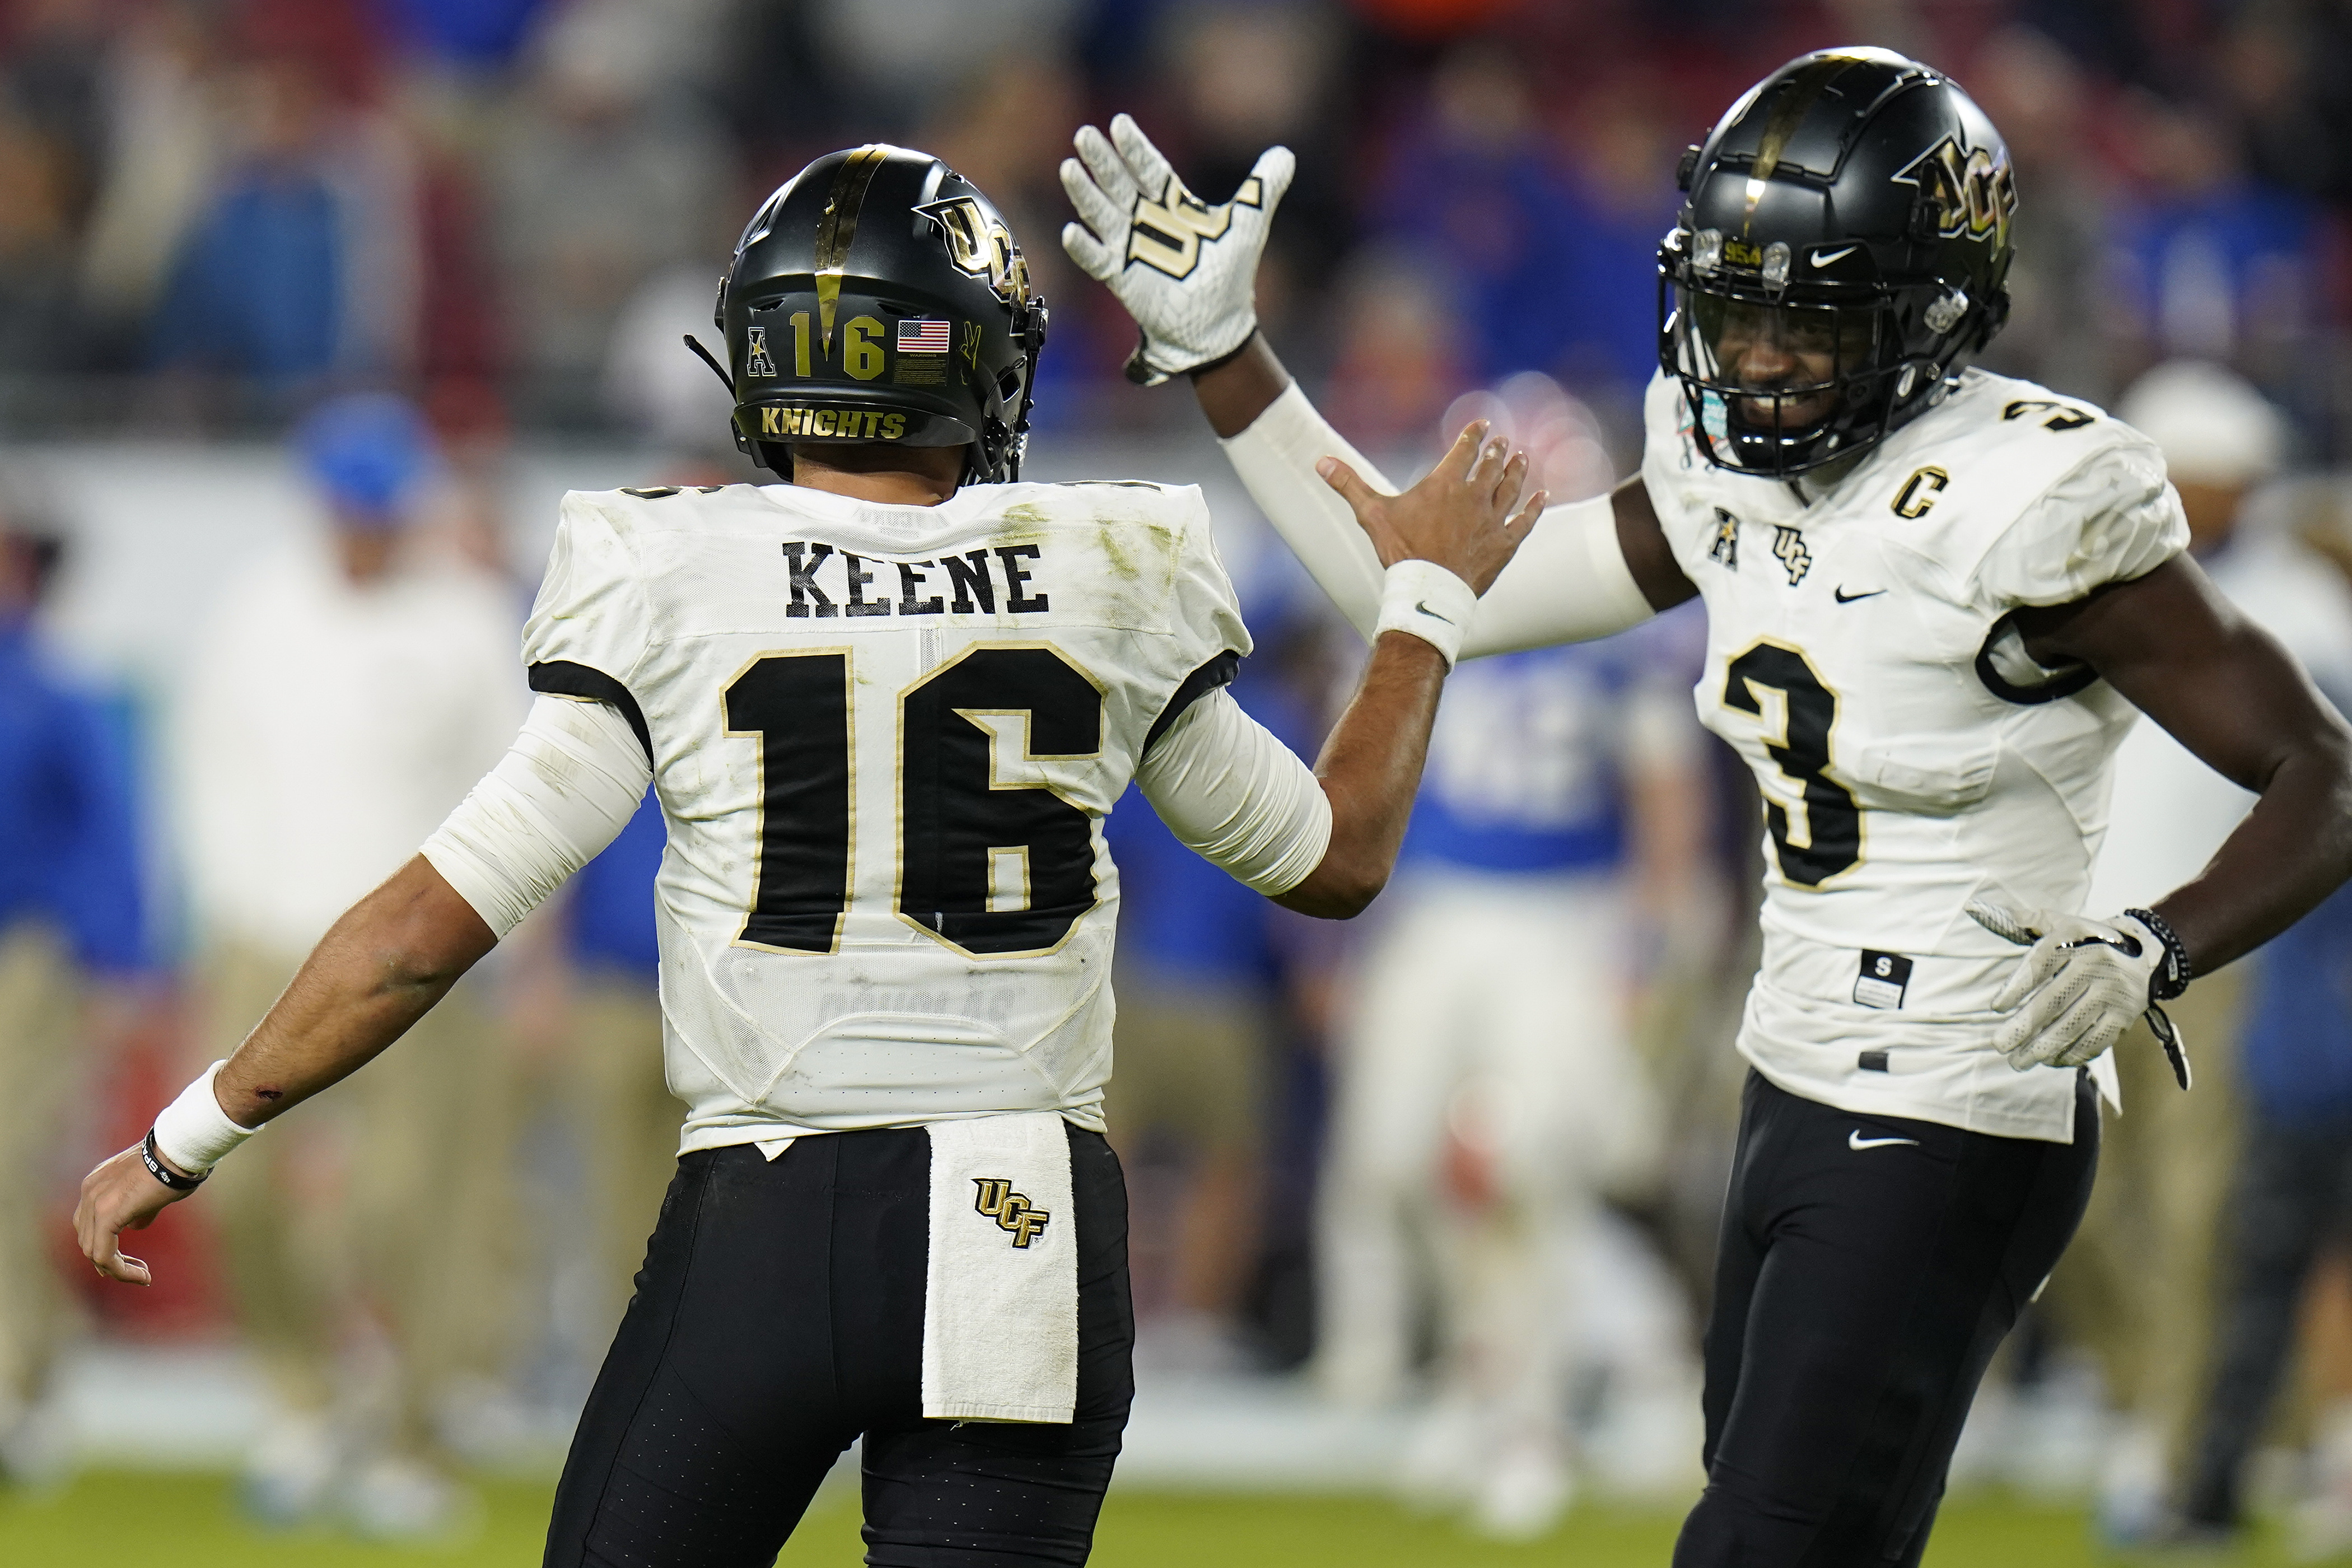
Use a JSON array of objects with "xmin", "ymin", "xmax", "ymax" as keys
[
  {"xmin": 71, "ymin": 147, "xmax": 1543, "ymax": 1566},
  {"xmin": 1062, "ymin": 47, "xmax": 2352, "ymax": 1568}
]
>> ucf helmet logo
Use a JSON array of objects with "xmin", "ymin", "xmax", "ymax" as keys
[
  {"xmin": 917, "ymin": 197, "xmax": 1033, "ymax": 306},
  {"xmin": 1894, "ymin": 136, "xmax": 2016, "ymax": 246}
]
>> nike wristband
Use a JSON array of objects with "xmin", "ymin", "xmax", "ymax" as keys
[
  {"xmin": 1373, "ymin": 558, "xmax": 1476, "ymax": 667},
  {"xmin": 151, "ymin": 1060, "xmax": 262, "ymax": 1175}
]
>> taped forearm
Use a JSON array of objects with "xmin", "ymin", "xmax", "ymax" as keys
[
  {"xmin": 1136, "ymin": 689, "xmax": 1333, "ymax": 896},
  {"xmin": 1220, "ymin": 384, "xmax": 1654, "ymax": 656},
  {"xmin": 421, "ymin": 694, "xmax": 652, "ymax": 937}
]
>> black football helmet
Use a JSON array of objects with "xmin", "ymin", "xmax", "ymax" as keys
[
  {"xmin": 1658, "ymin": 48, "xmax": 2015, "ymax": 476},
  {"xmin": 711, "ymin": 144, "xmax": 1049, "ymax": 482}
]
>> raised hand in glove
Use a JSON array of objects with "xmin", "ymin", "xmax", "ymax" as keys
[
  {"xmin": 1060, "ymin": 113, "xmax": 1294, "ymax": 386},
  {"xmin": 1965, "ymin": 901, "xmax": 2191, "ymax": 1088}
]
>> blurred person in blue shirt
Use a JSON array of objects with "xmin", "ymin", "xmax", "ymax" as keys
[
  {"xmin": 2170, "ymin": 884, "xmax": 2352, "ymax": 1549},
  {"xmin": 1374, "ymin": 39, "xmax": 1579, "ymax": 388},
  {"xmin": 0, "ymin": 504, "xmax": 148, "ymax": 1486},
  {"xmin": 2104, "ymin": 97, "xmax": 2316, "ymax": 414},
  {"xmin": 2052, "ymin": 363, "xmax": 2352, "ymax": 1547},
  {"xmin": 1316, "ymin": 613, "xmax": 1707, "ymax": 1539},
  {"xmin": 1550, "ymin": 77, "xmax": 1682, "ymax": 414},
  {"xmin": 148, "ymin": 49, "xmax": 422, "ymax": 391},
  {"xmin": 1102, "ymin": 607, "xmax": 1317, "ymax": 1372}
]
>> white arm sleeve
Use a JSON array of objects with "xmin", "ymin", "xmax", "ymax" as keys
[
  {"xmin": 1220, "ymin": 381, "xmax": 1656, "ymax": 657},
  {"xmin": 420, "ymin": 694, "xmax": 653, "ymax": 937},
  {"xmin": 1135, "ymin": 688, "xmax": 1332, "ymax": 897}
]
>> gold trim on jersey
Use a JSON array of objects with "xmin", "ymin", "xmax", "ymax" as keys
[
  {"xmin": 986, "ymin": 846, "xmax": 1032, "ymax": 914},
  {"xmin": 723, "ymin": 645, "xmax": 857, "ymax": 956},
  {"xmin": 1723, "ymin": 638, "xmax": 1868, "ymax": 892},
  {"xmin": 893, "ymin": 640, "xmax": 1111, "ymax": 963}
]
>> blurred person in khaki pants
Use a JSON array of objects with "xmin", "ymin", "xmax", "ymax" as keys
[
  {"xmin": 2048, "ymin": 361, "xmax": 2352, "ymax": 1542},
  {"xmin": 0, "ymin": 507, "xmax": 150, "ymax": 1488},
  {"xmin": 176, "ymin": 395, "xmax": 524, "ymax": 1536}
]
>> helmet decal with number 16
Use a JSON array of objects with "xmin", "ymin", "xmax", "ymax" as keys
[{"xmin": 706, "ymin": 145, "xmax": 1049, "ymax": 484}]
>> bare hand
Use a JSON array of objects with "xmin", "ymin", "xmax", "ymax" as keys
[
  {"xmin": 74, "ymin": 1143, "xmax": 192, "ymax": 1286},
  {"xmin": 1318, "ymin": 422, "xmax": 1546, "ymax": 595}
]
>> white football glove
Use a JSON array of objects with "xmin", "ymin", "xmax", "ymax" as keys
[
  {"xmin": 1059, "ymin": 113, "xmax": 1295, "ymax": 386},
  {"xmin": 1966, "ymin": 901, "xmax": 2190, "ymax": 1086}
]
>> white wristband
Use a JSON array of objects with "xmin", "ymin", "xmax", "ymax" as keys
[
  {"xmin": 1373, "ymin": 558, "xmax": 1477, "ymax": 667},
  {"xmin": 152, "ymin": 1061, "xmax": 261, "ymax": 1174}
]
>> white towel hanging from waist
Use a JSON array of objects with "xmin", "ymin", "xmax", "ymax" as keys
[{"xmin": 922, "ymin": 1111, "xmax": 1079, "ymax": 1422}]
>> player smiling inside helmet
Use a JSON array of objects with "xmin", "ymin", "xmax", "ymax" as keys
[
  {"xmin": 1065, "ymin": 44, "xmax": 2352, "ymax": 1568},
  {"xmin": 1686, "ymin": 296, "xmax": 1877, "ymax": 432}
]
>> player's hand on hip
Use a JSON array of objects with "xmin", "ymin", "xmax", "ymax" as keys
[
  {"xmin": 1319, "ymin": 422, "xmax": 1546, "ymax": 596},
  {"xmin": 74, "ymin": 1141, "xmax": 192, "ymax": 1286},
  {"xmin": 1966, "ymin": 901, "xmax": 2169, "ymax": 1072},
  {"xmin": 1059, "ymin": 113, "xmax": 1294, "ymax": 386}
]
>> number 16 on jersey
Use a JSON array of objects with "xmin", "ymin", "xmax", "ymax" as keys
[{"xmin": 724, "ymin": 643, "xmax": 1107, "ymax": 959}]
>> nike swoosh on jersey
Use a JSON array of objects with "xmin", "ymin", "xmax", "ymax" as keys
[
  {"xmin": 1414, "ymin": 600, "xmax": 1455, "ymax": 624},
  {"xmin": 1833, "ymin": 586, "xmax": 1886, "ymax": 603},
  {"xmin": 1848, "ymin": 1130, "xmax": 1919, "ymax": 1151},
  {"xmin": 1812, "ymin": 245, "xmax": 1860, "ymax": 267}
]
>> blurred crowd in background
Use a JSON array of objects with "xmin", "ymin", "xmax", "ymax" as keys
[{"xmin": 9, "ymin": 0, "xmax": 2352, "ymax": 1554}]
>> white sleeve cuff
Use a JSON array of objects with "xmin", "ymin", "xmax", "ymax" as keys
[
  {"xmin": 1374, "ymin": 559, "xmax": 1476, "ymax": 666},
  {"xmin": 421, "ymin": 694, "xmax": 654, "ymax": 937},
  {"xmin": 1135, "ymin": 688, "xmax": 1333, "ymax": 897}
]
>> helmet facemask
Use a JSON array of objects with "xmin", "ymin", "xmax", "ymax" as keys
[{"xmin": 1657, "ymin": 48, "xmax": 2018, "ymax": 479}]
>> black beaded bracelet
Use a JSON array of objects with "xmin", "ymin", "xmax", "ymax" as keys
[
  {"xmin": 141, "ymin": 1128, "xmax": 207, "ymax": 1191},
  {"xmin": 2124, "ymin": 907, "xmax": 2193, "ymax": 1002}
]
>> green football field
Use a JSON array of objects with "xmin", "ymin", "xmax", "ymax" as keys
[{"xmin": 0, "ymin": 1473, "xmax": 2320, "ymax": 1566}]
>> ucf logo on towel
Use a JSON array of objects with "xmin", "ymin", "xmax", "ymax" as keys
[
  {"xmin": 923, "ymin": 1112, "xmax": 1079, "ymax": 1422},
  {"xmin": 973, "ymin": 1179, "xmax": 1052, "ymax": 1248}
]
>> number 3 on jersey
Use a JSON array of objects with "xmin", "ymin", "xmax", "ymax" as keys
[
  {"xmin": 725, "ymin": 646, "xmax": 1103, "ymax": 958},
  {"xmin": 1723, "ymin": 642, "xmax": 1861, "ymax": 886}
]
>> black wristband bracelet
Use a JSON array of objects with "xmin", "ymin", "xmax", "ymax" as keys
[
  {"xmin": 2124, "ymin": 907, "xmax": 2193, "ymax": 1002},
  {"xmin": 141, "ymin": 1128, "xmax": 206, "ymax": 1191}
]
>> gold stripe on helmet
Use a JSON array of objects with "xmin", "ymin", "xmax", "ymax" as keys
[{"xmin": 814, "ymin": 146, "xmax": 890, "ymax": 353}]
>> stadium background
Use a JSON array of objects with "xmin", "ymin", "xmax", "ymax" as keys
[{"xmin": 3, "ymin": 0, "xmax": 2352, "ymax": 1562}]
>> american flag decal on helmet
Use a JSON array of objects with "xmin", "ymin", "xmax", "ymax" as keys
[{"xmin": 897, "ymin": 318, "xmax": 950, "ymax": 353}]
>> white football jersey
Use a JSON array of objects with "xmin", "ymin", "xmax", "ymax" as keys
[
  {"xmin": 1641, "ymin": 367, "xmax": 2189, "ymax": 1141},
  {"xmin": 524, "ymin": 478, "xmax": 1249, "ymax": 1151}
]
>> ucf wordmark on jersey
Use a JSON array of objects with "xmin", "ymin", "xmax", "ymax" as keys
[
  {"xmin": 1642, "ymin": 367, "xmax": 2189, "ymax": 1140},
  {"xmin": 524, "ymin": 478, "xmax": 1248, "ymax": 1151}
]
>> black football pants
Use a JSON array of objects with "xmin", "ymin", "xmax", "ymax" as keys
[
  {"xmin": 542, "ymin": 1126, "xmax": 1134, "ymax": 1567},
  {"xmin": 1673, "ymin": 1070, "xmax": 2099, "ymax": 1568}
]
